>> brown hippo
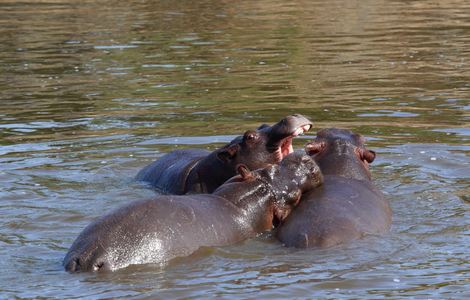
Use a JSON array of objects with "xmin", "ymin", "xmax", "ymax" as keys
[
  {"xmin": 135, "ymin": 114, "xmax": 313, "ymax": 194},
  {"xmin": 64, "ymin": 152, "xmax": 323, "ymax": 272},
  {"xmin": 276, "ymin": 128, "xmax": 392, "ymax": 248}
]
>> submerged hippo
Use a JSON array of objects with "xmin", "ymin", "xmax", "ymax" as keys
[
  {"xmin": 277, "ymin": 128, "xmax": 392, "ymax": 248},
  {"xmin": 64, "ymin": 152, "xmax": 323, "ymax": 272},
  {"xmin": 135, "ymin": 114, "xmax": 312, "ymax": 194}
]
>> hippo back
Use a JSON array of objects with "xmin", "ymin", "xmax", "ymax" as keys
[
  {"xmin": 135, "ymin": 149, "xmax": 209, "ymax": 194},
  {"xmin": 277, "ymin": 175, "xmax": 392, "ymax": 248}
]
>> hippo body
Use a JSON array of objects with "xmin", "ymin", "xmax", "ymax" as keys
[
  {"xmin": 64, "ymin": 195, "xmax": 252, "ymax": 272},
  {"xmin": 136, "ymin": 149, "xmax": 209, "ymax": 194},
  {"xmin": 135, "ymin": 114, "xmax": 313, "ymax": 194},
  {"xmin": 64, "ymin": 153, "xmax": 323, "ymax": 272},
  {"xmin": 277, "ymin": 128, "xmax": 392, "ymax": 248},
  {"xmin": 277, "ymin": 175, "xmax": 390, "ymax": 248}
]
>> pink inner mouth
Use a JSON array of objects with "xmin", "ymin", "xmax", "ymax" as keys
[
  {"xmin": 276, "ymin": 124, "xmax": 312, "ymax": 161},
  {"xmin": 281, "ymin": 137, "xmax": 294, "ymax": 158}
]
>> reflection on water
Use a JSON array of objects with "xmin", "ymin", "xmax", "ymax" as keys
[{"xmin": 0, "ymin": 0, "xmax": 468, "ymax": 298}]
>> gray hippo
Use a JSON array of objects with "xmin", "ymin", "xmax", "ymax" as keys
[
  {"xmin": 277, "ymin": 128, "xmax": 392, "ymax": 248},
  {"xmin": 64, "ymin": 152, "xmax": 323, "ymax": 272},
  {"xmin": 135, "ymin": 114, "xmax": 312, "ymax": 194}
]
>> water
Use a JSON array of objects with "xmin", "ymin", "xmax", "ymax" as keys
[{"xmin": 1, "ymin": 0, "xmax": 469, "ymax": 298}]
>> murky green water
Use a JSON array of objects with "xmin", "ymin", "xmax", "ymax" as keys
[{"xmin": 1, "ymin": 0, "xmax": 468, "ymax": 298}]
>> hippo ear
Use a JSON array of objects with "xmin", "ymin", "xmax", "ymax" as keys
[
  {"xmin": 360, "ymin": 148, "xmax": 376, "ymax": 163},
  {"xmin": 217, "ymin": 144, "xmax": 239, "ymax": 163},
  {"xmin": 305, "ymin": 141, "xmax": 325, "ymax": 156},
  {"xmin": 236, "ymin": 164, "xmax": 253, "ymax": 180}
]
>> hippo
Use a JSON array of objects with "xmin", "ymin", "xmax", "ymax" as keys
[
  {"xmin": 276, "ymin": 128, "xmax": 392, "ymax": 248},
  {"xmin": 135, "ymin": 114, "xmax": 313, "ymax": 194},
  {"xmin": 64, "ymin": 152, "xmax": 323, "ymax": 272}
]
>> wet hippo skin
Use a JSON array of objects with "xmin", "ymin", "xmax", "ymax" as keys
[
  {"xmin": 64, "ymin": 152, "xmax": 323, "ymax": 272},
  {"xmin": 135, "ymin": 114, "xmax": 312, "ymax": 194},
  {"xmin": 277, "ymin": 128, "xmax": 392, "ymax": 248}
]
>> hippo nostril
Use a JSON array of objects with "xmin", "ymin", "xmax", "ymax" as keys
[
  {"xmin": 92, "ymin": 261, "xmax": 105, "ymax": 272},
  {"xmin": 64, "ymin": 257, "xmax": 81, "ymax": 272}
]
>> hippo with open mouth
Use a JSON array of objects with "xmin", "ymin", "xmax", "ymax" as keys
[{"xmin": 135, "ymin": 114, "xmax": 313, "ymax": 194}]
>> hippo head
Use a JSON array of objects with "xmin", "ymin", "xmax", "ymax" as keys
[
  {"xmin": 305, "ymin": 128, "xmax": 376, "ymax": 181},
  {"xmin": 271, "ymin": 152, "xmax": 323, "ymax": 223},
  {"xmin": 216, "ymin": 114, "xmax": 313, "ymax": 171},
  {"xmin": 233, "ymin": 152, "xmax": 323, "ymax": 227}
]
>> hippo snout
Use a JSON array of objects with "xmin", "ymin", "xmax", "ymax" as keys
[
  {"xmin": 63, "ymin": 252, "xmax": 111, "ymax": 273},
  {"xmin": 64, "ymin": 256, "xmax": 109, "ymax": 273}
]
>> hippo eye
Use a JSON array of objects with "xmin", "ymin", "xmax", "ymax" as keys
[{"xmin": 243, "ymin": 130, "xmax": 259, "ymax": 142}]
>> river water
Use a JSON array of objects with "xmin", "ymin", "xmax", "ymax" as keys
[{"xmin": 0, "ymin": 0, "xmax": 469, "ymax": 299}]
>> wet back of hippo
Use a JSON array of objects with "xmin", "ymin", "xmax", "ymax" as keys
[
  {"xmin": 277, "ymin": 175, "xmax": 392, "ymax": 248},
  {"xmin": 135, "ymin": 149, "xmax": 209, "ymax": 194}
]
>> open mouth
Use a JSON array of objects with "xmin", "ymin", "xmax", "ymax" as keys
[{"xmin": 275, "ymin": 124, "xmax": 312, "ymax": 161}]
